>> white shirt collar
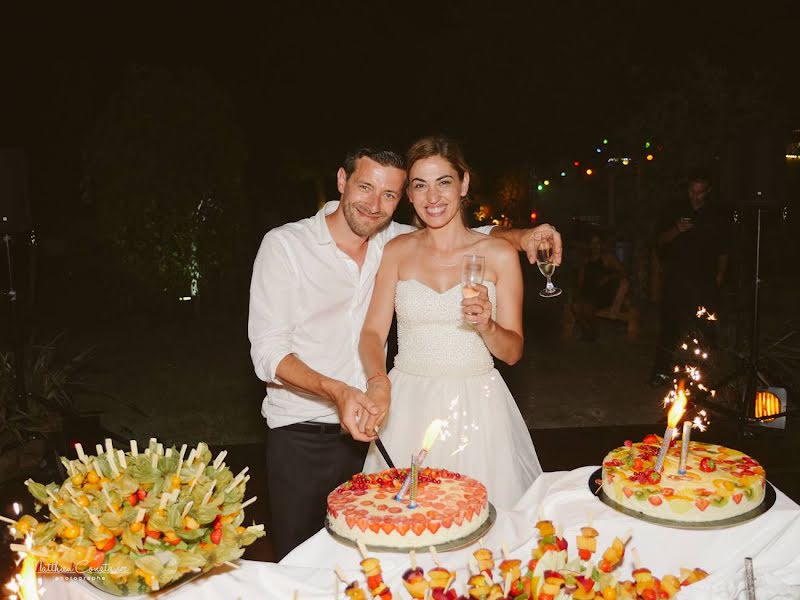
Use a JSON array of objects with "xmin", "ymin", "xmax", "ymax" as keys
[{"xmin": 314, "ymin": 201, "xmax": 339, "ymax": 245}]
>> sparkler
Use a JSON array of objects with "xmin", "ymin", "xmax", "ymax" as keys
[
  {"xmin": 662, "ymin": 306, "xmax": 717, "ymax": 474},
  {"xmin": 678, "ymin": 421, "xmax": 692, "ymax": 474},
  {"xmin": 408, "ymin": 455, "xmax": 419, "ymax": 509},
  {"xmin": 654, "ymin": 388, "xmax": 687, "ymax": 472},
  {"xmin": 394, "ymin": 420, "xmax": 445, "ymax": 502}
]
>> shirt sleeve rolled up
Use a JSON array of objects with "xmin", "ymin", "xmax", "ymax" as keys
[{"xmin": 248, "ymin": 231, "xmax": 298, "ymax": 383}]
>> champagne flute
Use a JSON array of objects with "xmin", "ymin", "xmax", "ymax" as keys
[
  {"xmin": 461, "ymin": 255, "xmax": 485, "ymax": 299},
  {"xmin": 536, "ymin": 242, "xmax": 562, "ymax": 298}
]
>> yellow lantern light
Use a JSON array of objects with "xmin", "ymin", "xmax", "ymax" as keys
[{"xmin": 754, "ymin": 388, "xmax": 787, "ymax": 429}]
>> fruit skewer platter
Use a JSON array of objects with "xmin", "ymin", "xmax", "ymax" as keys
[
  {"xmin": 339, "ymin": 519, "xmax": 708, "ymax": 600},
  {"xmin": 5, "ymin": 438, "xmax": 265, "ymax": 596}
]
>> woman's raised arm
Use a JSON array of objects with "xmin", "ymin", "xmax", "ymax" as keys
[{"xmin": 358, "ymin": 238, "xmax": 403, "ymax": 435}]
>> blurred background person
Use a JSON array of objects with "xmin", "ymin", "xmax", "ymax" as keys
[{"xmin": 571, "ymin": 233, "xmax": 630, "ymax": 341}]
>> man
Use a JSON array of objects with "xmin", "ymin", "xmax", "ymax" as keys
[
  {"xmin": 248, "ymin": 147, "xmax": 561, "ymax": 559},
  {"xmin": 649, "ymin": 168, "xmax": 730, "ymax": 386}
]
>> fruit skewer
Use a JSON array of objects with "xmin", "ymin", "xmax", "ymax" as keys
[
  {"xmin": 597, "ymin": 531, "xmax": 631, "ymax": 574},
  {"xmin": 428, "ymin": 565, "xmax": 457, "ymax": 600},
  {"xmin": 402, "ymin": 566, "xmax": 428, "ymax": 598},
  {"xmin": 575, "ymin": 526, "xmax": 599, "ymax": 562},
  {"xmin": 472, "ymin": 546, "xmax": 495, "ymax": 582},
  {"xmin": 357, "ymin": 540, "xmax": 393, "ymax": 600},
  {"xmin": 344, "ymin": 581, "xmax": 369, "ymax": 600}
]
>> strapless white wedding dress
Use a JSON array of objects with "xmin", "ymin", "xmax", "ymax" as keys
[{"xmin": 363, "ymin": 280, "xmax": 542, "ymax": 510}]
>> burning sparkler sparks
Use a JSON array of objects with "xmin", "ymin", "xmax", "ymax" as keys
[
  {"xmin": 696, "ymin": 306, "xmax": 717, "ymax": 321},
  {"xmin": 662, "ymin": 306, "xmax": 718, "ymax": 441},
  {"xmin": 395, "ymin": 419, "xmax": 447, "ymax": 502},
  {"xmin": 692, "ymin": 410, "xmax": 709, "ymax": 432},
  {"xmin": 5, "ymin": 535, "xmax": 43, "ymax": 600},
  {"xmin": 437, "ymin": 395, "xmax": 481, "ymax": 456}
]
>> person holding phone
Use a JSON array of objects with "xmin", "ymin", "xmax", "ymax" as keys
[{"xmin": 648, "ymin": 168, "xmax": 731, "ymax": 387}]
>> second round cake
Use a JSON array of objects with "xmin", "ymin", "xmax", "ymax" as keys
[{"xmin": 601, "ymin": 436, "xmax": 766, "ymax": 523}]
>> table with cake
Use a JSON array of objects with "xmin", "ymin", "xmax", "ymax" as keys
[{"xmin": 28, "ymin": 433, "xmax": 800, "ymax": 599}]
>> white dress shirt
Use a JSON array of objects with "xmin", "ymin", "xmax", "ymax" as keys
[{"xmin": 248, "ymin": 201, "xmax": 491, "ymax": 429}]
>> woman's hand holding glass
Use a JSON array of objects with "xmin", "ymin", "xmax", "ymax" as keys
[
  {"xmin": 461, "ymin": 254, "xmax": 485, "ymax": 299},
  {"xmin": 461, "ymin": 254, "xmax": 492, "ymax": 331},
  {"xmin": 462, "ymin": 282, "xmax": 493, "ymax": 333}
]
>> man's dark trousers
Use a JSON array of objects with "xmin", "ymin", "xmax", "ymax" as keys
[{"xmin": 266, "ymin": 424, "xmax": 368, "ymax": 561}]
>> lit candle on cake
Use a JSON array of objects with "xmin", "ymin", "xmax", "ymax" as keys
[
  {"xmin": 654, "ymin": 387, "xmax": 687, "ymax": 472},
  {"xmin": 395, "ymin": 420, "xmax": 445, "ymax": 502},
  {"xmin": 678, "ymin": 420, "xmax": 692, "ymax": 474}
]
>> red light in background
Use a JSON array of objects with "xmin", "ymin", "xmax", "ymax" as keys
[
  {"xmin": 530, "ymin": 211, "xmax": 538, "ymax": 221},
  {"xmin": 573, "ymin": 161, "xmax": 580, "ymax": 167}
]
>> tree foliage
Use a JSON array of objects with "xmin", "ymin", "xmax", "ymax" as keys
[
  {"xmin": 82, "ymin": 66, "xmax": 247, "ymax": 301},
  {"xmin": 615, "ymin": 58, "xmax": 782, "ymax": 225},
  {"xmin": 494, "ymin": 168, "xmax": 528, "ymax": 223}
]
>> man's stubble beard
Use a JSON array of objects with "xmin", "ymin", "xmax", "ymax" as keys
[{"xmin": 342, "ymin": 201, "xmax": 392, "ymax": 237}]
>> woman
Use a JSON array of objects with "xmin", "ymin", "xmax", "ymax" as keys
[
  {"xmin": 359, "ymin": 135, "xmax": 541, "ymax": 510},
  {"xmin": 571, "ymin": 233, "xmax": 629, "ymax": 341}
]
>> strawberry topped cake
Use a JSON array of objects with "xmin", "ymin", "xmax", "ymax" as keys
[
  {"xmin": 601, "ymin": 435, "xmax": 766, "ymax": 523},
  {"xmin": 327, "ymin": 468, "xmax": 490, "ymax": 548}
]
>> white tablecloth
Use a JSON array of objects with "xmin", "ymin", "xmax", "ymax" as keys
[{"xmin": 42, "ymin": 467, "xmax": 800, "ymax": 599}]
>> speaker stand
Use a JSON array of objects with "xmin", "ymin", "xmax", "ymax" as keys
[
  {"xmin": 2, "ymin": 232, "xmax": 28, "ymax": 411},
  {"xmin": 692, "ymin": 207, "xmax": 798, "ymax": 439}
]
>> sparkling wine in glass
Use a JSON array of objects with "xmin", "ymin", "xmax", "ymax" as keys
[
  {"xmin": 536, "ymin": 242, "xmax": 562, "ymax": 298},
  {"xmin": 461, "ymin": 255, "xmax": 485, "ymax": 298}
]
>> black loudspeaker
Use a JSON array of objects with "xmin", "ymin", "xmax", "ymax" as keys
[
  {"xmin": 734, "ymin": 129, "xmax": 787, "ymax": 208},
  {"xmin": 0, "ymin": 148, "xmax": 32, "ymax": 233}
]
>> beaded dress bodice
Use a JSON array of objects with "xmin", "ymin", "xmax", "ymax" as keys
[{"xmin": 392, "ymin": 280, "xmax": 496, "ymax": 377}]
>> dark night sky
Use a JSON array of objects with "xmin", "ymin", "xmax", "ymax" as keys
[{"xmin": 1, "ymin": 3, "xmax": 799, "ymax": 198}]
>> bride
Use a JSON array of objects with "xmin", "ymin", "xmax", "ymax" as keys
[{"xmin": 359, "ymin": 135, "xmax": 542, "ymax": 510}]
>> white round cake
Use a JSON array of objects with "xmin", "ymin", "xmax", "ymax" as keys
[
  {"xmin": 326, "ymin": 468, "xmax": 489, "ymax": 548},
  {"xmin": 601, "ymin": 435, "xmax": 766, "ymax": 523}
]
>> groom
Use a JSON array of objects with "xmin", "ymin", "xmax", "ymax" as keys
[{"xmin": 248, "ymin": 146, "xmax": 561, "ymax": 559}]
